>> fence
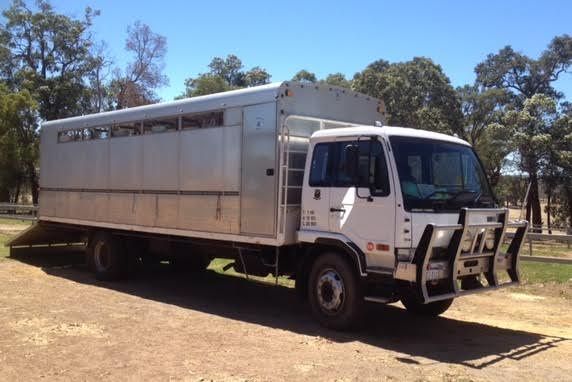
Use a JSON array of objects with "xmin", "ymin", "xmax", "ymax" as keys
[
  {"xmin": 0, "ymin": 203, "xmax": 38, "ymax": 221},
  {"xmin": 0, "ymin": 203, "xmax": 571, "ymax": 264},
  {"xmin": 505, "ymin": 230, "xmax": 572, "ymax": 264}
]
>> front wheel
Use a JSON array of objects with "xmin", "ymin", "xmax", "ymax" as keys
[
  {"xmin": 308, "ymin": 252, "xmax": 364, "ymax": 330},
  {"xmin": 400, "ymin": 289, "xmax": 453, "ymax": 317}
]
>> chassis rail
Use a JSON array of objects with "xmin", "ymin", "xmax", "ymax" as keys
[{"xmin": 394, "ymin": 208, "xmax": 529, "ymax": 304}]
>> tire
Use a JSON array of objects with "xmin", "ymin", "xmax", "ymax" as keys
[
  {"xmin": 307, "ymin": 252, "xmax": 364, "ymax": 330},
  {"xmin": 88, "ymin": 232, "xmax": 127, "ymax": 281},
  {"xmin": 400, "ymin": 289, "xmax": 453, "ymax": 317}
]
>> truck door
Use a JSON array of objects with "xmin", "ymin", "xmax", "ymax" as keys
[
  {"xmin": 329, "ymin": 139, "xmax": 396, "ymax": 269},
  {"xmin": 241, "ymin": 103, "xmax": 277, "ymax": 236}
]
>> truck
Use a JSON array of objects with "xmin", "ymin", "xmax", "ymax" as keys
[{"xmin": 9, "ymin": 82, "xmax": 529, "ymax": 330}]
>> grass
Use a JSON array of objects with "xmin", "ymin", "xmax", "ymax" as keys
[
  {"xmin": 0, "ymin": 219, "xmax": 31, "ymax": 261},
  {"xmin": 0, "ymin": 233, "xmax": 10, "ymax": 260},
  {"xmin": 520, "ymin": 262, "xmax": 572, "ymax": 284},
  {"xmin": 208, "ymin": 258, "xmax": 295, "ymax": 288},
  {"xmin": 0, "ymin": 217, "xmax": 33, "ymax": 227}
]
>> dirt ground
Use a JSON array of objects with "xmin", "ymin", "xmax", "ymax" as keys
[{"xmin": 0, "ymin": 249, "xmax": 570, "ymax": 382}]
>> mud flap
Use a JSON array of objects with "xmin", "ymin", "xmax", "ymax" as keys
[{"xmin": 394, "ymin": 208, "xmax": 528, "ymax": 304}]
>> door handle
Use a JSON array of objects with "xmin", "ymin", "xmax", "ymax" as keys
[{"xmin": 330, "ymin": 207, "xmax": 346, "ymax": 213}]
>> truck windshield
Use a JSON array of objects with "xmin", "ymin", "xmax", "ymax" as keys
[{"xmin": 390, "ymin": 136, "xmax": 494, "ymax": 212}]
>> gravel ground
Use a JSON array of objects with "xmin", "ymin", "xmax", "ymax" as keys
[{"xmin": 0, "ymin": 249, "xmax": 570, "ymax": 381}]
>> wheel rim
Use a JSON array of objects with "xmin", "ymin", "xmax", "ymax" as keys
[
  {"xmin": 93, "ymin": 241, "xmax": 111, "ymax": 272},
  {"xmin": 316, "ymin": 268, "xmax": 345, "ymax": 314}
]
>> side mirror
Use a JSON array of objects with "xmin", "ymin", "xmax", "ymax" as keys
[{"xmin": 343, "ymin": 144, "xmax": 359, "ymax": 184}]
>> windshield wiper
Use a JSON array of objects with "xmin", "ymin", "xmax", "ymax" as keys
[{"xmin": 445, "ymin": 190, "xmax": 479, "ymax": 206}]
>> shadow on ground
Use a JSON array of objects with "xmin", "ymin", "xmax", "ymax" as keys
[{"xmin": 8, "ymin": 247, "xmax": 568, "ymax": 370}]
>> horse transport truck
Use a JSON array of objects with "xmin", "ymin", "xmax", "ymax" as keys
[{"xmin": 9, "ymin": 82, "xmax": 528, "ymax": 329}]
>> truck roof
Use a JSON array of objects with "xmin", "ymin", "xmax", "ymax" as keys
[
  {"xmin": 41, "ymin": 82, "xmax": 381, "ymax": 130},
  {"xmin": 312, "ymin": 125, "xmax": 471, "ymax": 146}
]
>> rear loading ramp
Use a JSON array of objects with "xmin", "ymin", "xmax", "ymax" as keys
[{"xmin": 6, "ymin": 221, "xmax": 86, "ymax": 250}]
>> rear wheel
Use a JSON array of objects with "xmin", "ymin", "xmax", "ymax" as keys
[
  {"xmin": 87, "ymin": 232, "xmax": 127, "ymax": 281},
  {"xmin": 400, "ymin": 289, "xmax": 453, "ymax": 317},
  {"xmin": 308, "ymin": 252, "xmax": 364, "ymax": 330}
]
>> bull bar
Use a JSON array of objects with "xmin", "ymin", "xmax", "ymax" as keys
[{"xmin": 394, "ymin": 208, "xmax": 529, "ymax": 304}]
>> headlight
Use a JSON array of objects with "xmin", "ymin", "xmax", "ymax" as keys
[
  {"xmin": 484, "ymin": 230, "xmax": 495, "ymax": 251},
  {"xmin": 461, "ymin": 230, "xmax": 473, "ymax": 252}
]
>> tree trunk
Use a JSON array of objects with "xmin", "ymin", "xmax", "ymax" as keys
[
  {"xmin": 567, "ymin": 186, "xmax": 572, "ymax": 231},
  {"xmin": 525, "ymin": 195, "xmax": 532, "ymax": 222},
  {"xmin": 546, "ymin": 192, "xmax": 552, "ymax": 234},
  {"xmin": 26, "ymin": 162, "xmax": 39, "ymax": 205},
  {"xmin": 0, "ymin": 187, "xmax": 10, "ymax": 203},
  {"xmin": 529, "ymin": 173, "xmax": 542, "ymax": 233},
  {"xmin": 13, "ymin": 180, "xmax": 21, "ymax": 204}
]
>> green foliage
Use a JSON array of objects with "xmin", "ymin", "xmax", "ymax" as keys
[
  {"xmin": 179, "ymin": 55, "xmax": 271, "ymax": 98},
  {"xmin": 1, "ymin": 0, "xmax": 100, "ymax": 120},
  {"xmin": 473, "ymin": 36, "xmax": 572, "ymax": 228},
  {"xmin": 0, "ymin": 83, "xmax": 38, "ymax": 202},
  {"xmin": 353, "ymin": 57, "xmax": 462, "ymax": 135},
  {"xmin": 520, "ymin": 262, "xmax": 572, "ymax": 285},
  {"xmin": 504, "ymin": 94, "xmax": 557, "ymax": 170},
  {"xmin": 180, "ymin": 74, "xmax": 232, "ymax": 98},
  {"xmin": 495, "ymin": 175, "xmax": 528, "ymax": 206},
  {"xmin": 291, "ymin": 69, "xmax": 317, "ymax": 84},
  {"xmin": 321, "ymin": 72, "xmax": 351, "ymax": 89},
  {"xmin": 476, "ymin": 35, "xmax": 572, "ymax": 104},
  {"xmin": 545, "ymin": 111, "xmax": 572, "ymax": 227},
  {"xmin": 243, "ymin": 66, "xmax": 272, "ymax": 87}
]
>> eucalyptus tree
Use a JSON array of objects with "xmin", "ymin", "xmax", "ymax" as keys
[{"xmin": 352, "ymin": 57, "xmax": 462, "ymax": 135}]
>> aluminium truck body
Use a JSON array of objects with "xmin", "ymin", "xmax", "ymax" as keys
[
  {"xmin": 36, "ymin": 82, "xmax": 381, "ymax": 246},
  {"xmin": 9, "ymin": 82, "xmax": 528, "ymax": 330}
]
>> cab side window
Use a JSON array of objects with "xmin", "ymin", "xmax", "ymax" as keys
[
  {"xmin": 308, "ymin": 140, "xmax": 391, "ymax": 197},
  {"xmin": 335, "ymin": 140, "xmax": 390, "ymax": 196}
]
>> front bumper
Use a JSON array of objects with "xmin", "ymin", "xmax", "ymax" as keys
[{"xmin": 394, "ymin": 208, "xmax": 528, "ymax": 304}]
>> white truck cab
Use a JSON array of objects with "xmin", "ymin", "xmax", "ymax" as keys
[{"xmin": 297, "ymin": 125, "xmax": 528, "ymax": 328}]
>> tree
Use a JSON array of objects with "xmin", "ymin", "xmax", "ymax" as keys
[
  {"xmin": 180, "ymin": 74, "xmax": 231, "ymax": 98},
  {"xmin": 0, "ymin": 84, "xmax": 38, "ymax": 203},
  {"xmin": 322, "ymin": 73, "xmax": 351, "ymax": 88},
  {"xmin": 504, "ymin": 94, "xmax": 558, "ymax": 229},
  {"xmin": 457, "ymin": 85, "xmax": 510, "ymax": 144},
  {"xmin": 476, "ymin": 35, "xmax": 572, "ymax": 229},
  {"xmin": 545, "ymin": 110, "xmax": 572, "ymax": 229},
  {"xmin": 353, "ymin": 57, "xmax": 462, "ymax": 135},
  {"xmin": 1, "ymin": 0, "xmax": 100, "ymax": 120},
  {"xmin": 243, "ymin": 66, "xmax": 271, "ymax": 87},
  {"xmin": 291, "ymin": 69, "xmax": 317, "ymax": 83},
  {"xmin": 456, "ymin": 85, "xmax": 512, "ymax": 188},
  {"xmin": 208, "ymin": 54, "xmax": 244, "ymax": 87},
  {"xmin": 476, "ymin": 35, "xmax": 572, "ymax": 105},
  {"xmin": 86, "ymin": 42, "xmax": 113, "ymax": 112},
  {"xmin": 179, "ymin": 55, "xmax": 271, "ymax": 98},
  {"xmin": 1, "ymin": 0, "xmax": 103, "ymax": 203},
  {"xmin": 110, "ymin": 21, "xmax": 168, "ymax": 108},
  {"xmin": 474, "ymin": 122, "xmax": 515, "ymax": 188}
]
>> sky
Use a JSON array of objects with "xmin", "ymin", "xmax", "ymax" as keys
[{"xmin": 2, "ymin": 0, "xmax": 572, "ymax": 102}]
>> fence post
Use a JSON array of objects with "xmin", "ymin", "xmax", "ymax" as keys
[{"xmin": 528, "ymin": 236, "xmax": 533, "ymax": 256}]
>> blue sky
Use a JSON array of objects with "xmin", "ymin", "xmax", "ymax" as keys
[{"xmin": 2, "ymin": 0, "xmax": 572, "ymax": 101}]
